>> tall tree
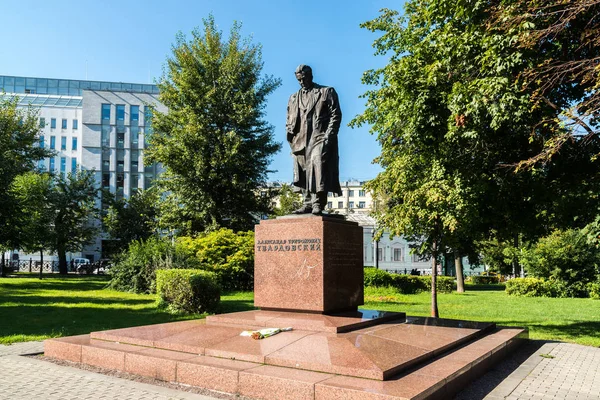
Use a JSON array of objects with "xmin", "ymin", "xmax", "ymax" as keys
[
  {"xmin": 352, "ymin": 1, "xmax": 594, "ymax": 315},
  {"xmin": 12, "ymin": 171, "xmax": 99, "ymax": 275},
  {"xmin": 103, "ymin": 188, "xmax": 159, "ymax": 252},
  {"xmin": 146, "ymin": 15, "xmax": 281, "ymax": 234},
  {"xmin": 51, "ymin": 170, "xmax": 99, "ymax": 274},
  {"xmin": 0, "ymin": 97, "xmax": 52, "ymax": 260},
  {"xmin": 272, "ymin": 183, "xmax": 302, "ymax": 217},
  {"xmin": 493, "ymin": 0, "xmax": 600, "ymax": 168}
]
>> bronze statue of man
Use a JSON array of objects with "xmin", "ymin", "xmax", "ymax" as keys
[{"xmin": 286, "ymin": 65, "xmax": 342, "ymax": 215}]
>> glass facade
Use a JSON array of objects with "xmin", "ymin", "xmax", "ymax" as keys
[
  {"xmin": 0, "ymin": 75, "xmax": 159, "ymax": 95},
  {"xmin": 102, "ymin": 104, "xmax": 111, "ymax": 120}
]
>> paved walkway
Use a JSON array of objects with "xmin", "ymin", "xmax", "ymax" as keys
[
  {"xmin": 0, "ymin": 342, "xmax": 219, "ymax": 400},
  {"xmin": 0, "ymin": 340, "xmax": 599, "ymax": 399}
]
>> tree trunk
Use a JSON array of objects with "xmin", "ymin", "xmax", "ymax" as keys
[
  {"xmin": 58, "ymin": 245, "xmax": 68, "ymax": 275},
  {"xmin": 1, "ymin": 252, "xmax": 5, "ymax": 277},
  {"xmin": 39, "ymin": 250, "xmax": 43, "ymax": 280},
  {"xmin": 454, "ymin": 250, "xmax": 465, "ymax": 293},
  {"xmin": 512, "ymin": 234, "xmax": 521, "ymax": 278},
  {"xmin": 431, "ymin": 241, "xmax": 439, "ymax": 318}
]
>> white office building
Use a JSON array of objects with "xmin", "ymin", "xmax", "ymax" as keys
[{"xmin": 1, "ymin": 75, "xmax": 166, "ymax": 262}]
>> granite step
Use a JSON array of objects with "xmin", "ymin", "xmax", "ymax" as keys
[{"xmin": 45, "ymin": 327, "xmax": 527, "ymax": 400}]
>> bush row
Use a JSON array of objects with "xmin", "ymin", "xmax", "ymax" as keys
[
  {"xmin": 156, "ymin": 269, "xmax": 221, "ymax": 314},
  {"xmin": 364, "ymin": 268, "xmax": 454, "ymax": 293},
  {"xmin": 466, "ymin": 275, "xmax": 500, "ymax": 285},
  {"xmin": 505, "ymin": 277, "xmax": 600, "ymax": 298}
]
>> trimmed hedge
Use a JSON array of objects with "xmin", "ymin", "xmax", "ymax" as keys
[
  {"xmin": 468, "ymin": 275, "xmax": 500, "ymax": 285},
  {"xmin": 505, "ymin": 277, "xmax": 592, "ymax": 298},
  {"xmin": 364, "ymin": 268, "xmax": 454, "ymax": 294},
  {"xmin": 156, "ymin": 269, "xmax": 221, "ymax": 314}
]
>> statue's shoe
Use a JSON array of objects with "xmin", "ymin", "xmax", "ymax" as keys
[{"xmin": 292, "ymin": 206, "xmax": 312, "ymax": 214}]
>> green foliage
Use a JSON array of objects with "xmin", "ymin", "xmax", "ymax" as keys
[
  {"xmin": 109, "ymin": 237, "xmax": 198, "ymax": 294},
  {"xmin": 520, "ymin": 229, "xmax": 600, "ymax": 291},
  {"xmin": 156, "ymin": 269, "xmax": 220, "ymax": 314},
  {"xmin": 505, "ymin": 278, "xmax": 554, "ymax": 297},
  {"xmin": 363, "ymin": 268, "xmax": 454, "ymax": 294},
  {"xmin": 468, "ymin": 275, "xmax": 500, "ymax": 285},
  {"xmin": 103, "ymin": 188, "xmax": 159, "ymax": 253},
  {"xmin": 588, "ymin": 279, "xmax": 600, "ymax": 300},
  {"xmin": 272, "ymin": 183, "xmax": 302, "ymax": 217},
  {"xmin": 146, "ymin": 15, "xmax": 281, "ymax": 234},
  {"xmin": 177, "ymin": 229, "xmax": 254, "ymax": 291},
  {"xmin": 0, "ymin": 97, "xmax": 53, "ymax": 252},
  {"xmin": 506, "ymin": 277, "xmax": 591, "ymax": 298}
]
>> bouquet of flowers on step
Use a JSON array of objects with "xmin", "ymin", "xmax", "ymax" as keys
[{"xmin": 240, "ymin": 327, "xmax": 293, "ymax": 340}]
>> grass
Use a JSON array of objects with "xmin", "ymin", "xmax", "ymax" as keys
[
  {"xmin": 0, "ymin": 274, "xmax": 253, "ymax": 345},
  {"xmin": 363, "ymin": 284, "xmax": 600, "ymax": 347},
  {"xmin": 1, "ymin": 275, "xmax": 599, "ymax": 347}
]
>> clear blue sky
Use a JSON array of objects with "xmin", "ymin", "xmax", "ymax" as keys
[{"xmin": 0, "ymin": 0, "xmax": 404, "ymax": 182}]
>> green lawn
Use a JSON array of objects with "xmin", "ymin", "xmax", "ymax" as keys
[
  {"xmin": 1, "ymin": 275, "xmax": 599, "ymax": 347},
  {"xmin": 0, "ymin": 274, "xmax": 252, "ymax": 345}
]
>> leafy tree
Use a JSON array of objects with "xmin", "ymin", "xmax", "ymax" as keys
[
  {"xmin": 146, "ymin": 15, "xmax": 281, "ymax": 234},
  {"xmin": 0, "ymin": 97, "xmax": 52, "ymax": 263},
  {"xmin": 51, "ymin": 170, "xmax": 99, "ymax": 274},
  {"xmin": 103, "ymin": 188, "xmax": 159, "ymax": 252},
  {"xmin": 493, "ymin": 0, "xmax": 600, "ymax": 167},
  {"xmin": 272, "ymin": 183, "xmax": 302, "ymax": 217},
  {"xmin": 10, "ymin": 172, "xmax": 55, "ymax": 276},
  {"xmin": 12, "ymin": 171, "xmax": 99, "ymax": 275},
  {"xmin": 352, "ymin": 1, "xmax": 593, "ymax": 315}
]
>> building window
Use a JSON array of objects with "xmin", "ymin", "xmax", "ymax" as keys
[
  {"xmin": 338, "ymin": 201, "xmax": 343, "ymax": 208},
  {"xmin": 348, "ymin": 190, "xmax": 354, "ymax": 197},
  {"xmin": 131, "ymin": 174, "xmax": 139, "ymax": 191},
  {"xmin": 71, "ymin": 157, "xmax": 77, "ymax": 172},
  {"xmin": 116, "ymin": 105, "xmax": 125, "ymax": 121},
  {"xmin": 39, "ymin": 117, "xmax": 46, "ymax": 128},
  {"xmin": 359, "ymin": 190, "xmax": 365, "ymax": 197},
  {"xmin": 101, "ymin": 104, "xmax": 111, "ymax": 120},
  {"xmin": 38, "ymin": 160, "xmax": 45, "ymax": 171},
  {"xmin": 116, "ymin": 174, "xmax": 124, "ymax": 188},
  {"xmin": 61, "ymin": 136, "xmax": 67, "ymax": 150},
  {"xmin": 101, "ymin": 125, "xmax": 110, "ymax": 147},
  {"xmin": 50, "ymin": 136, "xmax": 56, "ymax": 150},
  {"xmin": 50, "ymin": 118, "xmax": 56, "ymax": 129},
  {"xmin": 102, "ymin": 160, "xmax": 110, "ymax": 171},
  {"xmin": 102, "ymin": 173, "xmax": 110, "ymax": 188},
  {"xmin": 61, "ymin": 119, "xmax": 67, "ymax": 129},
  {"xmin": 49, "ymin": 158, "xmax": 55, "ymax": 171},
  {"xmin": 378, "ymin": 248, "xmax": 383, "ymax": 262},
  {"xmin": 117, "ymin": 131, "xmax": 125, "ymax": 148},
  {"xmin": 73, "ymin": 119, "xmax": 78, "ymax": 130},
  {"xmin": 349, "ymin": 201, "xmax": 354, "ymax": 208},
  {"xmin": 131, "ymin": 105, "xmax": 139, "ymax": 123},
  {"xmin": 327, "ymin": 192, "xmax": 333, "ymax": 197},
  {"xmin": 327, "ymin": 201, "xmax": 332, "ymax": 209},
  {"xmin": 117, "ymin": 160, "xmax": 124, "ymax": 173},
  {"xmin": 60, "ymin": 157, "xmax": 66, "ymax": 173},
  {"xmin": 39, "ymin": 136, "xmax": 44, "ymax": 148},
  {"xmin": 393, "ymin": 248, "xmax": 402, "ymax": 262},
  {"xmin": 72, "ymin": 137, "xmax": 77, "ymax": 150},
  {"xmin": 359, "ymin": 201, "xmax": 366, "ymax": 208}
]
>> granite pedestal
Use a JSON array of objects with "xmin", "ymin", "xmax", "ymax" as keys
[
  {"xmin": 44, "ymin": 214, "xmax": 528, "ymax": 399},
  {"xmin": 254, "ymin": 215, "xmax": 363, "ymax": 313}
]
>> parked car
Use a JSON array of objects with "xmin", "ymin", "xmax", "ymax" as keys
[{"xmin": 74, "ymin": 258, "xmax": 92, "ymax": 274}]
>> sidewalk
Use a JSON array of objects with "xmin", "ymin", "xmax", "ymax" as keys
[{"xmin": 1, "ymin": 340, "xmax": 599, "ymax": 399}]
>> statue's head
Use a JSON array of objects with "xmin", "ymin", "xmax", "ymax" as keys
[{"xmin": 295, "ymin": 64, "xmax": 313, "ymax": 90}]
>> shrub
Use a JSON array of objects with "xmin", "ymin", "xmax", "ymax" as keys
[
  {"xmin": 156, "ymin": 269, "xmax": 220, "ymax": 314},
  {"xmin": 109, "ymin": 236, "xmax": 198, "ymax": 293},
  {"xmin": 177, "ymin": 229, "xmax": 254, "ymax": 291},
  {"xmin": 365, "ymin": 268, "xmax": 454, "ymax": 294},
  {"xmin": 469, "ymin": 275, "xmax": 500, "ymax": 285},
  {"xmin": 505, "ymin": 278, "xmax": 554, "ymax": 297},
  {"xmin": 364, "ymin": 268, "xmax": 395, "ymax": 288},
  {"xmin": 520, "ymin": 229, "xmax": 600, "ymax": 289},
  {"xmin": 588, "ymin": 280, "xmax": 600, "ymax": 300}
]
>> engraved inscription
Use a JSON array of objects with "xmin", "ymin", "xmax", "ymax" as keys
[{"xmin": 256, "ymin": 238, "xmax": 321, "ymax": 252}]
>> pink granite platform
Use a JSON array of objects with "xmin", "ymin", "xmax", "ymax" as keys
[{"xmin": 45, "ymin": 318, "xmax": 527, "ymax": 400}]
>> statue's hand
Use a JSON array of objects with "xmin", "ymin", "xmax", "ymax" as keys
[{"xmin": 322, "ymin": 135, "xmax": 330, "ymax": 154}]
